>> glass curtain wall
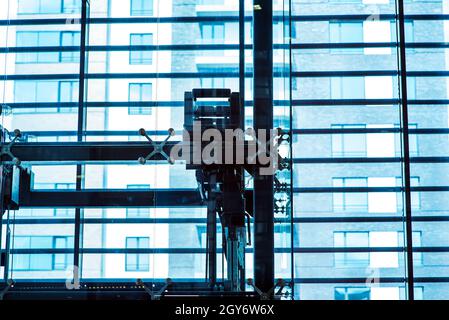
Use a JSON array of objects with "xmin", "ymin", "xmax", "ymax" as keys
[{"xmin": 1, "ymin": 0, "xmax": 448, "ymax": 300}]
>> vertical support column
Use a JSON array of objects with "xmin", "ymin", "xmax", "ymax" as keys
[
  {"xmin": 238, "ymin": 0, "xmax": 246, "ymax": 289},
  {"xmin": 74, "ymin": 0, "xmax": 89, "ymax": 278},
  {"xmin": 206, "ymin": 172, "xmax": 217, "ymax": 287},
  {"xmin": 253, "ymin": 0, "xmax": 274, "ymax": 293},
  {"xmin": 397, "ymin": 0, "xmax": 415, "ymax": 300},
  {"xmin": 0, "ymin": 134, "xmax": 6, "ymax": 282},
  {"xmin": 239, "ymin": 0, "xmax": 245, "ymax": 117}
]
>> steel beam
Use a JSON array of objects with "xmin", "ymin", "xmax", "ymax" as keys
[
  {"xmin": 253, "ymin": 0, "xmax": 274, "ymax": 293},
  {"xmin": 19, "ymin": 190, "xmax": 203, "ymax": 208}
]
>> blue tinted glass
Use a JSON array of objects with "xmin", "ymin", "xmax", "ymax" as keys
[
  {"xmin": 130, "ymin": 34, "xmax": 153, "ymax": 64},
  {"xmin": 18, "ymin": 0, "xmax": 40, "ymax": 14},
  {"xmin": 131, "ymin": 0, "xmax": 153, "ymax": 16}
]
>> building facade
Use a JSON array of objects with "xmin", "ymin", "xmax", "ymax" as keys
[{"xmin": 0, "ymin": 0, "xmax": 448, "ymax": 300}]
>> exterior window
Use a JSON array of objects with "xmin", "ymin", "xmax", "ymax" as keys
[
  {"xmin": 130, "ymin": 0, "xmax": 153, "ymax": 16},
  {"xmin": 59, "ymin": 81, "xmax": 79, "ymax": 112},
  {"xmin": 330, "ymin": 77, "xmax": 365, "ymax": 99},
  {"xmin": 200, "ymin": 78, "xmax": 225, "ymax": 89},
  {"xmin": 335, "ymin": 287, "xmax": 370, "ymax": 300},
  {"xmin": 335, "ymin": 231, "xmax": 401, "ymax": 268},
  {"xmin": 53, "ymin": 236, "xmax": 72, "ymax": 270},
  {"xmin": 17, "ymin": 0, "xmax": 81, "ymax": 14},
  {"xmin": 60, "ymin": 31, "xmax": 80, "ymax": 62},
  {"xmin": 331, "ymin": 124, "xmax": 367, "ymax": 157},
  {"xmin": 62, "ymin": 0, "xmax": 81, "ymax": 13},
  {"xmin": 126, "ymin": 237, "xmax": 150, "ymax": 272},
  {"xmin": 18, "ymin": 0, "xmax": 61, "ymax": 14},
  {"xmin": 16, "ymin": 32, "xmax": 59, "ymax": 63},
  {"xmin": 334, "ymin": 231, "xmax": 370, "ymax": 267},
  {"xmin": 200, "ymin": 23, "xmax": 225, "ymax": 42},
  {"xmin": 15, "ymin": 80, "xmax": 78, "ymax": 113},
  {"xmin": 129, "ymin": 34, "xmax": 153, "ymax": 64},
  {"xmin": 13, "ymin": 236, "xmax": 73, "ymax": 271},
  {"xmin": 329, "ymin": 22, "xmax": 363, "ymax": 53},
  {"xmin": 54, "ymin": 208, "xmax": 73, "ymax": 217},
  {"xmin": 128, "ymin": 83, "xmax": 152, "ymax": 115},
  {"xmin": 126, "ymin": 184, "xmax": 151, "ymax": 217},
  {"xmin": 14, "ymin": 81, "xmax": 59, "ymax": 114},
  {"xmin": 332, "ymin": 177, "xmax": 368, "ymax": 212},
  {"xmin": 16, "ymin": 31, "xmax": 80, "ymax": 63}
]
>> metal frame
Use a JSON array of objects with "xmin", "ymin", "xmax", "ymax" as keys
[
  {"xmin": 253, "ymin": 0, "xmax": 274, "ymax": 293},
  {"xmin": 396, "ymin": 0, "xmax": 415, "ymax": 300},
  {"xmin": 0, "ymin": 1, "xmax": 446, "ymax": 301}
]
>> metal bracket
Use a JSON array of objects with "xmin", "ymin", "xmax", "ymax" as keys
[
  {"xmin": 0, "ymin": 129, "xmax": 22, "ymax": 166},
  {"xmin": 137, "ymin": 128, "xmax": 175, "ymax": 165},
  {"xmin": 136, "ymin": 278, "xmax": 172, "ymax": 300},
  {"xmin": 0, "ymin": 279, "xmax": 15, "ymax": 300},
  {"xmin": 247, "ymin": 278, "xmax": 291, "ymax": 300}
]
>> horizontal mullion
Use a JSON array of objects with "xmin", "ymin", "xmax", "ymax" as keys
[
  {"xmin": 291, "ymin": 14, "xmax": 449, "ymax": 22},
  {"xmin": 293, "ymin": 128, "xmax": 449, "ymax": 134},
  {"xmin": 293, "ymin": 277, "xmax": 404, "ymax": 284},
  {"xmin": 0, "ymin": 16, "xmax": 246, "ymax": 26},
  {"xmin": 293, "ymin": 157, "xmax": 449, "ymax": 164},
  {"xmin": 1, "ymin": 72, "xmax": 247, "ymax": 81},
  {"xmin": 293, "ymin": 216, "xmax": 449, "ymax": 223},
  {"xmin": 292, "ymin": 71, "xmax": 449, "ymax": 77},
  {"xmin": 292, "ymin": 42, "xmax": 449, "ymax": 49},
  {"xmin": 292, "ymin": 70, "xmax": 398, "ymax": 77},
  {"xmin": 1, "ymin": 44, "xmax": 251, "ymax": 53},
  {"xmin": 9, "ymin": 216, "xmax": 449, "ymax": 225},
  {"xmin": 294, "ymin": 277, "xmax": 449, "ymax": 284},
  {"xmin": 292, "ymin": 99, "xmax": 399, "ymax": 106},
  {"xmin": 292, "ymin": 99, "xmax": 449, "ymax": 106},
  {"xmin": 3, "ymin": 14, "xmax": 449, "ymax": 27},
  {"xmin": 293, "ymin": 157, "xmax": 400, "ymax": 164},
  {"xmin": 0, "ymin": 247, "xmax": 418, "ymax": 254},
  {"xmin": 5, "ymin": 247, "xmax": 449, "ymax": 255},
  {"xmin": 7, "ymin": 101, "xmax": 184, "ymax": 108},
  {"xmin": 294, "ymin": 187, "xmax": 449, "ymax": 193},
  {"xmin": 6, "ymin": 100, "xmax": 296, "ymax": 108},
  {"xmin": 4, "ymin": 99, "xmax": 449, "ymax": 109},
  {"xmin": 4, "ymin": 41, "xmax": 449, "ymax": 54},
  {"xmin": 19, "ymin": 130, "xmax": 175, "ymax": 137},
  {"xmin": 3, "ymin": 71, "xmax": 449, "ymax": 81}
]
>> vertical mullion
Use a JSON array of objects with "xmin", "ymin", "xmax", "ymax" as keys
[
  {"xmin": 397, "ymin": 0, "xmax": 415, "ymax": 301},
  {"xmin": 239, "ymin": 0, "xmax": 245, "ymax": 290},
  {"xmin": 74, "ymin": 0, "xmax": 88, "ymax": 279},
  {"xmin": 239, "ymin": 0, "xmax": 245, "ymax": 119},
  {"xmin": 288, "ymin": 0, "xmax": 295, "ymax": 299},
  {"xmin": 253, "ymin": 0, "xmax": 274, "ymax": 293}
]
